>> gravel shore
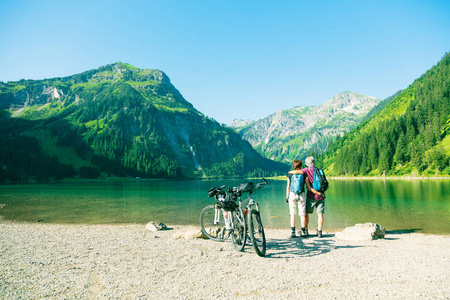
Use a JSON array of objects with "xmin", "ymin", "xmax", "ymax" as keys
[{"xmin": 1, "ymin": 220, "xmax": 449, "ymax": 299}]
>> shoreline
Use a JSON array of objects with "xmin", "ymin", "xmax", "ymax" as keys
[
  {"xmin": 328, "ymin": 176, "xmax": 450, "ymax": 180},
  {"xmin": 1, "ymin": 175, "xmax": 450, "ymax": 185},
  {"xmin": 267, "ymin": 175, "xmax": 450, "ymax": 181},
  {"xmin": 1, "ymin": 220, "xmax": 449, "ymax": 299},
  {"xmin": 1, "ymin": 218, "xmax": 449, "ymax": 235}
]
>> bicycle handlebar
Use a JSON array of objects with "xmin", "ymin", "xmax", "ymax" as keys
[
  {"xmin": 254, "ymin": 178, "xmax": 268, "ymax": 188},
  {"xmin": 208, "ymin": 185, "xmax": 226, "ymax": 198},
  {"xmin": 230, "ymin": 178, "xmax": 268, "ymax": 195},
  {"xmin": 208, "ymin": 179, "xmax": 268, "ymax": 199}
]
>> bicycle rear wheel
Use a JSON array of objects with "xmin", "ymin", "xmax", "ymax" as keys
[
  {"xmin": 200, "ymin": 204, "xmax": 226, "ymax": 242},
  {"xmin": 230, "ymin": 209, "xmax": 247, "ymax": 252},
  {"xmin": 247, "ymin": 209, "xmax": 266, "ymax": 257}
]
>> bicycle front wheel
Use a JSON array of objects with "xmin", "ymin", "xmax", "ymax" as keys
[
  {"xmin": 247, "ymin": 209, "xmax": 266, "ymax": 257},
  {"xmin": 230, "ymin": 209, "xmax": 247, "ymax": 252},
  {"xmin": 200, "ymin": 204, "xmax": 226, "ymax": 242}
]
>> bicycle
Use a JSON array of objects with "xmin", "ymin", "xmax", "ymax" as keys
[
  {"xmin": 199, "ymin": 179, "xmax": 268, "ymax": 257},
  {"xmin": 233, "ymin": 179, "xmax": 267, "ymax": 257},
  {"xmin": 199, "ymin": 185, "xmax": 247, "ymax": 251}
]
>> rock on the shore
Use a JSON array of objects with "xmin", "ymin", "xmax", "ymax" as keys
[
  {"xmin": 145, "ymin": 222, "xmax": 168, "ymax": 232},
  {"xmin": 172, "ymin": 226, "xmax": 206, "ymax": 240},
  {"xmin": 335, "ymin": 223, "xmax": 386, "ymax": 241}
]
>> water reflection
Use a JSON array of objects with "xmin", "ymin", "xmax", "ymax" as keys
[{"xmin": 0, "ymin": 179, "xmax": 448, "ymax": 233}]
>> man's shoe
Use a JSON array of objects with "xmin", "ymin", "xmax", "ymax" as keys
[
  {"xmin": 290, "ymin": 232, "xmax": 297, "ymax": 238},
  {"xmin": 316, "ymin": 230, "xmax": 323, "ymax": 238}
]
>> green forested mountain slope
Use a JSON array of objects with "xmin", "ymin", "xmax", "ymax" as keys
[
  {"xmin": 0, "ymin": 63, "xmax": 287, "ymax": 182},
  {"xmin": 318, "ymin": 53, "xmax": 450, "ymax": 176}
]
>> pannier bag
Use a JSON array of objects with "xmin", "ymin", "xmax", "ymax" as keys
[{"xmin": 219, "ymin": 200, "xmax": 238, "ymax": 211}]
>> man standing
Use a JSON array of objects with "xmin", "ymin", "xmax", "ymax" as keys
[{"xmin": 290, "ymin": 156, "xmax": 326, "ymax": 237}]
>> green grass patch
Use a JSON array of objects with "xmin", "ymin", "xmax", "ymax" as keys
[
  {"xmin": 362, "ymin": 87, "xmax": 415, "ymax": 135},
  {"xmin": 120, "ymin": 63, "xmax": 140, "ymax": 70},
  {"xmin": 153, "ymin": 103, "xmax": 189, "ymax": 113},
  {"xmin": 440, "ymin": 135, "xmax": 450, "ymax": 156},
  {"xmin": 125, "ymin": 80, "xmax": 160, "ymax": 87}
]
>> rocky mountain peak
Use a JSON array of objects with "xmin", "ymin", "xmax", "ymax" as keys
[
  {"xmin": 320, "ymin": 91, "xmax": 380, "ymax": 114},
  {"xmin": 228, "ymin": 118, "xmax": 255, "ymax": 128},
  {"xmin": 85, "ymin": 62, "xmax": 171, "ymax": 85},
  {"xmin": 232, "ymin": 91, "xmax": 381, "ymax": 162}
]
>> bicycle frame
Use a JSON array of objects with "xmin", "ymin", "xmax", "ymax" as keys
[
  {"xmin": 219, "ymin": 204, "xmax": 246, "ymax": 251},
  {"xmin": 240, "ymin": 192, "xmax": 259, "ymax": 213}
]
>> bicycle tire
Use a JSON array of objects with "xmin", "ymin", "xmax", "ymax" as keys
[
  {"xmin": 230, "ymin": 209, "xmax": 247, "ymax": 252},
  {"xmin": 248, "ymin": 209, "xmax": 266, "ymax": 257},
  {"xmin": 200, "ymin": 204, "xmax": 226, "ymax": 242}
]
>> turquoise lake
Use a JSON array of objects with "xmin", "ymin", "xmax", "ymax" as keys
[{"xmin": 0, "ymin": 179, "xmax": 449, "ymax": 234}]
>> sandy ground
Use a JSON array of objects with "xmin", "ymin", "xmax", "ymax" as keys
[{"xmin": 0, "ymin": 220, "xmax": 449, "ymax": 299}]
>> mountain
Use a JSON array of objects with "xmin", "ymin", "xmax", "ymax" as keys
[
  {"xmin": 230, "ymin": 92, "xmax": 381, "ymax": 163},
  {"xmin": 318, "ymin": 53, "xmax": 450, "ymax": 176},
  {"xmin": 0, "ymin": 62, "xmax": 287, "ymax": 182},
  {"xmin": 228, "ymin": 119, "xmax": 255, "ymax": 128}
]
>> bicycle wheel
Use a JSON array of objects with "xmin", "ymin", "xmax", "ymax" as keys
[
  {"xmin": 247, "ymin": 209, "xmax": 266, "ymax": 257},
  {"xmin": 230, "ymin": 209, "xmax": 247, "ymax": 252},
  {"xmin": 200, "ymin": 204, "xmax": 226, "ymax": 242}
]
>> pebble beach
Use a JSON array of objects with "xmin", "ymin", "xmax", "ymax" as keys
[{"xmin": 1, "ymin": 220, "xmax": 449, "ymax": 299}]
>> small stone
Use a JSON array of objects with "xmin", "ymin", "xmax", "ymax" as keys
[
  {"xmin": 145, "ymin": 222, "xmax": 168, "ymax": 232},
  {"xmin": 172, "ymin": 226, "xmax": 207, "ymax": 239}
]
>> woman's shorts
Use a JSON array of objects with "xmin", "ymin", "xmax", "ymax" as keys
[{"xmin": 288, "ymin": 191, "xmax": 306, "ymax": 216}]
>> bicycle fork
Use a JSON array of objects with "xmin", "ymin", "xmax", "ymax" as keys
[
  {"xmin": 220, "ymin": 211, "xmax": 233, "ymax": 251},
  {"xmin": 220, "ymin": 209, "xmax": 248, "ymax": 251},
  {"xmin": 214, "ymin": 205, "xmax": 221, "ymax": 224}
]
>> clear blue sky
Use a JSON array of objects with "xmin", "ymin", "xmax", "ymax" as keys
[{"xmin": 1, "ymin": 0, "xmax": 449, "ymax": 124}]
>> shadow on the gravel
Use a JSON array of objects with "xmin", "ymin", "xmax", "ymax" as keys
[
  {"xmin": 264, "ymin": 235, "xmax": 364, "ymax": 258},
  {"xmin": 382, "ymin": 229, "xmax": 422, "ymax": 240},
  {"xmin": 386, "ymin": 228, "xmax": 422, "ymax": 234}
]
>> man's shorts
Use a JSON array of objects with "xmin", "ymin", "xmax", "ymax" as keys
[
  {"xmin": 288, "ymin": 191, "xmax": 306, "ymax": 216},
  {"xmin": 306, "ymin": 196, "xmax": 325, "ymax": 214}
]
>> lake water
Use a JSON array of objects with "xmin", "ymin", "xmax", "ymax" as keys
[{"xmin": 0, "ymin": 179, "xmax": 449, "ymax": 234}]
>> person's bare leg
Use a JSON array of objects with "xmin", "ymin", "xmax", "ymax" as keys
[
  {"xmin": 318, "ymin": 213, "xmax": 323, "ymax": 229},
  {"xmin": 290, "ymin": 214, "xmax": 296, "ymax": 228},
  {"xmin": 301, "ymin": 215, "xmax": 307, "ymax": 228},
  {"xmin": 317, "ymin": 213, "xmax": 324, "ymax": 237}
]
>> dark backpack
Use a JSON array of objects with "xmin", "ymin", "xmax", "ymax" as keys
[
  {"xmin": 289, "ymin": 174, "xmax": 305, "ymax": 195},
  {"xmin": 310, "ymin": 167, "xmax": 329, "ymax": 193}
]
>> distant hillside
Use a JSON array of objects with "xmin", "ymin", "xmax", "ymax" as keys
[
  {"xmin": 0, "ymin": 63, "xmax": 287, "ymax": 182},
  {"xmin": 230, "ymin": 92, "xmax": 381, "ymax": 163},
  {"xmin": 318, "ymin": 53, "xmax": 450, "ymax": 176}
]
